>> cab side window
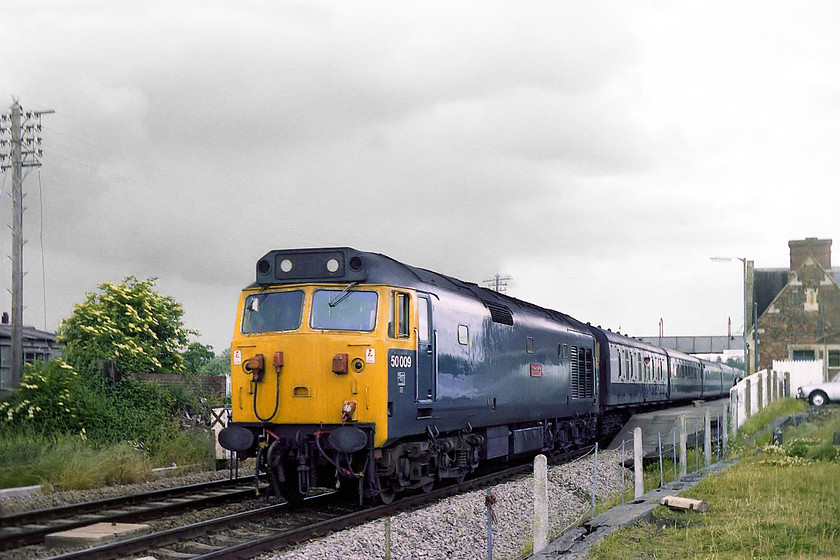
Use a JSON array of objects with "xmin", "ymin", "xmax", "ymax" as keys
[
  {"xmin": 389, "ymin": 292, "xmax": 410, "ymax": 339},
  {"xmin": 417, "ymin": 297, "xmax": 430, "ymax": 343}
]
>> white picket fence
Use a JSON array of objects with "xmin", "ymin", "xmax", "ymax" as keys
[{"xmin": 729, "ymin": 360, "xmax": 823, "ymax": 429}]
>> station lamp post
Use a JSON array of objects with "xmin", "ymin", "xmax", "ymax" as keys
[{"xmin": 711, "ymin": 256, "xmax": 753, "ymax": 376}]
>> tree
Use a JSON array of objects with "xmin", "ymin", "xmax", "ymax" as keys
[
  {"xmin": 726, "ymin": 357, "xmax": 746, "ymax": 372},
  {"xmin": 57, "ymin": 276, "xmax": 197, "ymax": 375},
  {"xmin": 199, "ymin": 348, "xmax": 231, "ymax": 376},
  {"xmin": 182, "ymin": 343, "xmax": 215, "ymax": 375}
]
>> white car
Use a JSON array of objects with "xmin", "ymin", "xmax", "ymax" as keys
[{"xmin": 797, "ymin": 375, "xmax": 840, "ymax": 406}]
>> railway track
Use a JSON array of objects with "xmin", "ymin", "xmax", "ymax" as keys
[
  {"xmin": 43, "ymin": 450, "xmax": 585, "ymax": 560},
  {"xmin": 0, "ymin": 476, "xmax": 265, "ymax": 552}
]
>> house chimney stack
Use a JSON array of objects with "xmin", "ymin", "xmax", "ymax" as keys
[{"xmin": 789, "ymin": 238, "xmax": 832, "ymax": 271}]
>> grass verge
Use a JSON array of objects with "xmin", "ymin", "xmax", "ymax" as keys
[
  {"xmin": 588, "ymin": 400, "xmax": 840, "ymax": 559},
  {"xmin": 0, "ymin": 427, "xmax": 214, "ymax": 491}
]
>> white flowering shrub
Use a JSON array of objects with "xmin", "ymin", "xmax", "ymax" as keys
[
  {"xmin": 56, "ymin": 276, "xmax": 197, "ymax": 376},
  {"xmin": 0, "ymin": 359, "xmax": 89, "ymax": 434}
]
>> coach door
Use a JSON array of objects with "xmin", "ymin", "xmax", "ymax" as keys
[{"xmin": 416, "ymin": 294, "xmax": 437, "ymax": 402}]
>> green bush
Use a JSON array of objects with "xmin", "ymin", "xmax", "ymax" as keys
[
  {"xmin": 0, "ymin": 359, "xmax": 94, "ymax": 435},
  {"xmin": 1, "ymin": 359, "xmax": 216, "ymax": 481}
]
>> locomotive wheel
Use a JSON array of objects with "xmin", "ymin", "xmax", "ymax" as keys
[
  {"xmin": 280, "ymin": 479, "xmax": 305, "ymax": 507},
  {"xmin": 279, "ymin": 460, "xmax": 306, "ymax": 507},
  {"xmin": 421, "ymin": 481, "xmax": 434, "ymax": 493},
  {"xmin": 378, "ymin": 478, "xmax": 397, "ymax": 504},
  {"xmin": 379, "ymin": 488, "xmax": 396, "ymax": 504}
]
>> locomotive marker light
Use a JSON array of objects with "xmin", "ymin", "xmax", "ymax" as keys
[{"xmin": 333, "ymin": 352, "xmax": 350, "ymax": 374}]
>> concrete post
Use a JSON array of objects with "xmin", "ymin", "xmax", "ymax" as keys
[
  {"xmin": 679, "ymin": 415, "xmax": 687, "ymax": 478},
  {"xmin": 745, "ymin": 379, "xmax": 752, "ymax": 419},
  {"xmin": 731, "ymin": 389, "xmax": 739, "ymax": 432},
  {"xmin": 385, "ymin": 517, "xmax": 391, "ymax": 560},
  {"xmin": 784, "ymin": 372, "xmax": 791, "ymax": 398},
  {"xmin": 757, "ymin": 375, "xmax": 763, "ymax": 411},
  {"xmin": 533, "ymin": 454, "xmax": 548, "ymax": 554},
  {"xmin": 704, "ymin": 409, "xmax": 712, "ymax": 467},
  {"xmin": 723, "ymin": 403, "xmax": 730, "ymax": 456},
  {"xmin": 634, "ymin": 427, "xmax": 644, "ymax": 498}
]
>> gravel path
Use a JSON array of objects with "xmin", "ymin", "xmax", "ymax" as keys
[{"xmin": 262, "ymin": 449, "xmax": 634, "ymax": 560}]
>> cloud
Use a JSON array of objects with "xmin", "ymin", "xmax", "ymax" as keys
[{"xmin": 2, "ymin": 1, "xmax": 840, "ymax": 352}]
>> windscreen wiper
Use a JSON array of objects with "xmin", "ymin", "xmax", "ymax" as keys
[{"xmin": 329, "ymin": 282, "xmax": 358, "ymax": 308}]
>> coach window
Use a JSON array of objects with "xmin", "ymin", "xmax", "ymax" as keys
[
  {"xmin": 625, "ymin": 350, "xmax": 631, "ymax": 381},
  {"xmin": 615, "ymin": 348, "xmax": 623, "ymax": 380}
]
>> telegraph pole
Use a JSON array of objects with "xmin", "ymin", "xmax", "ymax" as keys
[
  {"xmin": 0, "ymin": 100, "xmax": 52, "ymax": 388},
  {"xmin": 482, "ymin": 274, "xmax": 512, "ymax": 293}
]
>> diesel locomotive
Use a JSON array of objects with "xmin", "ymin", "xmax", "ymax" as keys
[{"xmin": 218, "ymin": 248, "xmax": 737, "ymax": 504}]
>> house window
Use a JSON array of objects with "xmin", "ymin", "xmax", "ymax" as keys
[
  {"xmin": 829, "ymin": 350, "xmax": 840, "ymax": 368},
  {"xmin": 24, "ymin": 352, "xmax": 45, "ymax": 364},
  {"xmin": 792, "ymin": 349, "xmax": 815, "ymax": 361},
  {"xmin": 804, "ymin": 288, "xmax": 818, "ymax": 312}
]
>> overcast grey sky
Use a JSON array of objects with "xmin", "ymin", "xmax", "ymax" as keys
[{"xmin": 1, "ymin": 1, "xmax": 838, "ymax": 354}]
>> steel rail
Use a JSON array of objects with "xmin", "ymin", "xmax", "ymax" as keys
[
  {"xmin": 0, "ymin": 477, "xmax": 264, "ymax": 551},
  {"xmin": 46, "ymin": 449, "xmax": 590, "ymax": 560}
]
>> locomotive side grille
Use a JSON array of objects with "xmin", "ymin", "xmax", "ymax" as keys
[
  {"xmin": 483, "ymin": 301, "xmax": 514, "ymax": 325},
  {"xmin": 570, "ymin": 346, "xmax": 595, "ymax": 399}
]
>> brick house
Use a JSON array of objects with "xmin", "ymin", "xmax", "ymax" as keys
[{"xmin": 754, "ymin": 238, "xmax": 840, "ymax": 381}]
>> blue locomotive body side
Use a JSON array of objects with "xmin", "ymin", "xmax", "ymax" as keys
[{"xmin": 385, "ymin": 279, "xmax": 598, "ymax": 454}]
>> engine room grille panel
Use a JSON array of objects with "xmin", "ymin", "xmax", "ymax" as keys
[
  {"xmin": 484, "ymin": 301, "xmax": 514, "ymax": 325},
  {"xmin": 570, "ymin": 346, "xmax": 594, "ymax": 399}
]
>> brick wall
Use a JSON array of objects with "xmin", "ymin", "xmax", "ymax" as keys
[
  {"xmin": 134, "ymin": 373, "xmax": 228, "ymax": 398},
  {"xmin": 757, "ymin": 267, "xmax": 840, "ymax": 375}
]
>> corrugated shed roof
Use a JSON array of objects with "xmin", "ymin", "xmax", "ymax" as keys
[{"xmin": 0, "ymin": 325, "xmax": 57, "ymax": 342}]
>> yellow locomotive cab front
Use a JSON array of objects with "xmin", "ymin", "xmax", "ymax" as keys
[{"xmin": 229, "ymin": 284, "xmax": 411, "ymax": 449}]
